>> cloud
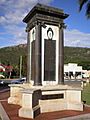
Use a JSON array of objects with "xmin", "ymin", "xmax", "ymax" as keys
[
  {"xmin": 0, "ymin": 0, "xmax": 53, "ymax": 48},
  {"xmin": 0, "ymin": 0, "xmax": 90, "ymax": 48},
  {"xmin": 64, "ymin": 29, "xmax": 90, "ymax": 48}
]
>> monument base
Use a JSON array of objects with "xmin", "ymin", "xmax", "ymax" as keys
[
  {"xmin": 39, "ymin": 85, "xmax": 83, "ymax": 113},
  {"xmin": 8, "ymin": 84, "xmax": 83, "ymax": 119},
  {"xmin": 18, "ymin": 89, "xmax": 41, "ymax": 119},
  {"xmin": 19, "ymin": 105, "xmax": 40, "ymax": 118},
  {"xmin": 8, "ymin": 84, "xmax": 23, "ymax": 105},
  {"xmin": 8, "ymin": 83, "xmax": 32, "ymax": 105}
]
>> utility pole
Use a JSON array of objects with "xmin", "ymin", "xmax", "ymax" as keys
[{"xmin": 20, "ymin": 56, "xmax": 22, "ymax": 78}]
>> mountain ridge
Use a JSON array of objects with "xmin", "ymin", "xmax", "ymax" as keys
[{"xmin": 0, "ymin": 44, "xmax": 90, "ymax": 71}]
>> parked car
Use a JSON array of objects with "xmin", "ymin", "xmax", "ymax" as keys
[
  {"xmin": 11, "ymin": 78, "xmax": 26, "ymax": 84},
  {"xmin": 0, "ymin": 79, "xmax": 11, "ymax": 85},
  {"xmin": 0, "ymin": 78, "xmax": 26, "ymax": 85}
]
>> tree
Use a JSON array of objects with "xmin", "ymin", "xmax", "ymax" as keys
[{"xmin": 79, "ymin": 0, "xmax": 90, "ymax": 18}]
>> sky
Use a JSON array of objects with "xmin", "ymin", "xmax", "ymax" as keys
[{"xmin": 0, "ymin": 0, "xmax": 90, "ymax": 48}]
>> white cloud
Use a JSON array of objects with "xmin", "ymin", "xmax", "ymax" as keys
[
  {"xmin": 65, "ymin": 29, "xmax": 90, "ymax": 48},
  {"xmin": 0, "ymin": 0, "xmax": 53, "ymax": 48},
  {"xmin": 0, "ymin": 16, "xmax": 6, "ymax": 24},
  {"xmin": 0, "ymin": 0, "xmax": 90, "ymax": 48}
]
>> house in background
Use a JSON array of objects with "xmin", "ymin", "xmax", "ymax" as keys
[
  {"xmin": 64, "ymin": 63, "xmax": 82, "ymax": 79},
  {"xmin": 0, "ymin": 64, "xmax": 13, "ymax": 78},
  {"xmin": 82, "ymin": 70, "xmax": 90, "ymax": 79},
  {"xmin": 0, "ymin": 64, "xmax": 5, "ymax": 78},
  {"xmin": 0, "ymin": 64, "xmax": 5, "ymax": 72}
]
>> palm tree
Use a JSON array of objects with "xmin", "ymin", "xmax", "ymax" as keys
[{"xmin": 79, "ymin": 0, "xmax": 90, "ymax": 18}]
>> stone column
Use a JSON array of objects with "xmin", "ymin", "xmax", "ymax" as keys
[
  {"xmin": 34, "ymin": 22, "xmax": 42, "ymax": 86},
  {"xmin": 27, "ymin": 31, "xmax": 31, "ymax": 83},
  {"xmin": 58, "ymin": 23, "xmax": 65, "ymax": 84}
]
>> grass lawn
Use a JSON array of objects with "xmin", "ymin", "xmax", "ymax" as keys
[{"xmin": 82, "ymin": 83, "xmax": 90, "ymax": 105}]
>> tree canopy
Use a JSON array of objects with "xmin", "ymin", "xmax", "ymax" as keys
[{"xmin": 79, "ymin": 0, "xmax": 90, "ymax": 18}]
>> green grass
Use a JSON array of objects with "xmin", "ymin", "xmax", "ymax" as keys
[{"xmin": 82, "ymin": 84, "xmax": 90, "ymax": 105}]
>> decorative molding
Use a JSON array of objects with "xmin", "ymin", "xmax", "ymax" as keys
[
  {"xmin": 47, "ymin": 27, "xmax": 54, "ymax": 40},
  {"xmin": 59, "ymin": 23, "xmax": 67, "ymax": 29}
]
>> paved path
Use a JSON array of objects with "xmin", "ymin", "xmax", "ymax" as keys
[
  {"xmin": 57, "ymin": 105, "xmax": 90, "ymax": 120},
  {"xmin": 57, "ymin": 113, "xmax": 90, "ymax": 120},
  {"xmin": 0, "ymin": 101, "xmax": 10, "ymax": 120}
]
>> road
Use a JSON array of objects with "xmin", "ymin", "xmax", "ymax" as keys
[{"xmin": 0, "ymin": 84, "xmax": 9, "ymax": 92}]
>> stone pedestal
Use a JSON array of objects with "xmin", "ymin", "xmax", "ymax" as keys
[
  {"xmin": 8, "ymin": 84, "xmax": 83, "ymax": 119},
  {"xmin": 18, "ymin": 85, "xmax": 83, "ymax": 119},
  {"xmin": 8, "ymin": 83, "xmax": 32, "ymax": 105},
  {"xmin": 8, "ymin": 84, "xmax": 23, "ymax": 105},
  {"xmin": 19, "ymin": 89, "xmax": 41, "ymax": 119},
  {"xmin": 39, "ymin": 85, "xmax": 83, "ymax": 113},
  {"xmin": 66, "ymin": 89, "xmax": 83, "ymax": 111}
]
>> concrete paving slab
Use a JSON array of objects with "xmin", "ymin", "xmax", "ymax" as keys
[
  {"xmin": 57, "ymin": 113, "xmax": 90, "ymax": 120},
  {"xmin": 0, "ymin": 102, "xmax": 10, "ymax": 120}
]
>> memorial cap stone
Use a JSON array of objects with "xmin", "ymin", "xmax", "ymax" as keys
[{"xmin": 23, "ymin": 3, "xmax": 69, "ymax": 24}]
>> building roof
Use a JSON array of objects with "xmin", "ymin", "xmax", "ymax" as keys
[{"xmin": 23, "ymin": 3, "xmax": 69, "ymax": 23}]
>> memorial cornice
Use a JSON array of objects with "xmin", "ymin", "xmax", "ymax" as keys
[
  {"xmin": 25, "ymin": 14, "xmax": 65, "ymax": 32},
  {"xmin": 59, "ymin": 23, "xmax": 67, "ymax": 29},
  {"xmin": 23, "ymin": 3, "xmax": 69, "ymax": 24}
]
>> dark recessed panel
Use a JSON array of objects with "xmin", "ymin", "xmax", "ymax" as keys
[
  {"xmin": 41, "ymin": 94, "xmax": 64, "ymax": 100},
  {"xmin": 31, "ymin": 40, "xmax": 35, "ymax": 80},
  {"xmin": 44, "ymin": 39, "xmax": 56, "ymax": 81}
]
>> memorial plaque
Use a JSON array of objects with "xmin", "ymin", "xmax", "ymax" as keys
[{"xmin": 44, "ymin": 39, "xmax": 56, "ymax": 81}]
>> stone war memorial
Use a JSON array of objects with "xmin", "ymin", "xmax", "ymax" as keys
[{"xmin": 8, "ymin": 3, "xmax": 83, "ymax": 119}]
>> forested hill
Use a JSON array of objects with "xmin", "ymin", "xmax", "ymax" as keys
[
  {"xmin": 64, "ymin": 47, "xmax": 90, "ymax": 70},
  {"xmin": 0, "ymin": 44, "xmax": 27, "ymax": 67},
  {"xmin": 0, "ymin": 44, "xmax": 90, "ymax": 70}
]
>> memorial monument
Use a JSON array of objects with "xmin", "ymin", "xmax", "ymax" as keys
[
  {"xmin": 25, "ymin": 3, "xmax": 67, "ymax": 86},
  {"xmin": 8, "ymin": 3, "xmax": 83, "ymax": 119}
]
